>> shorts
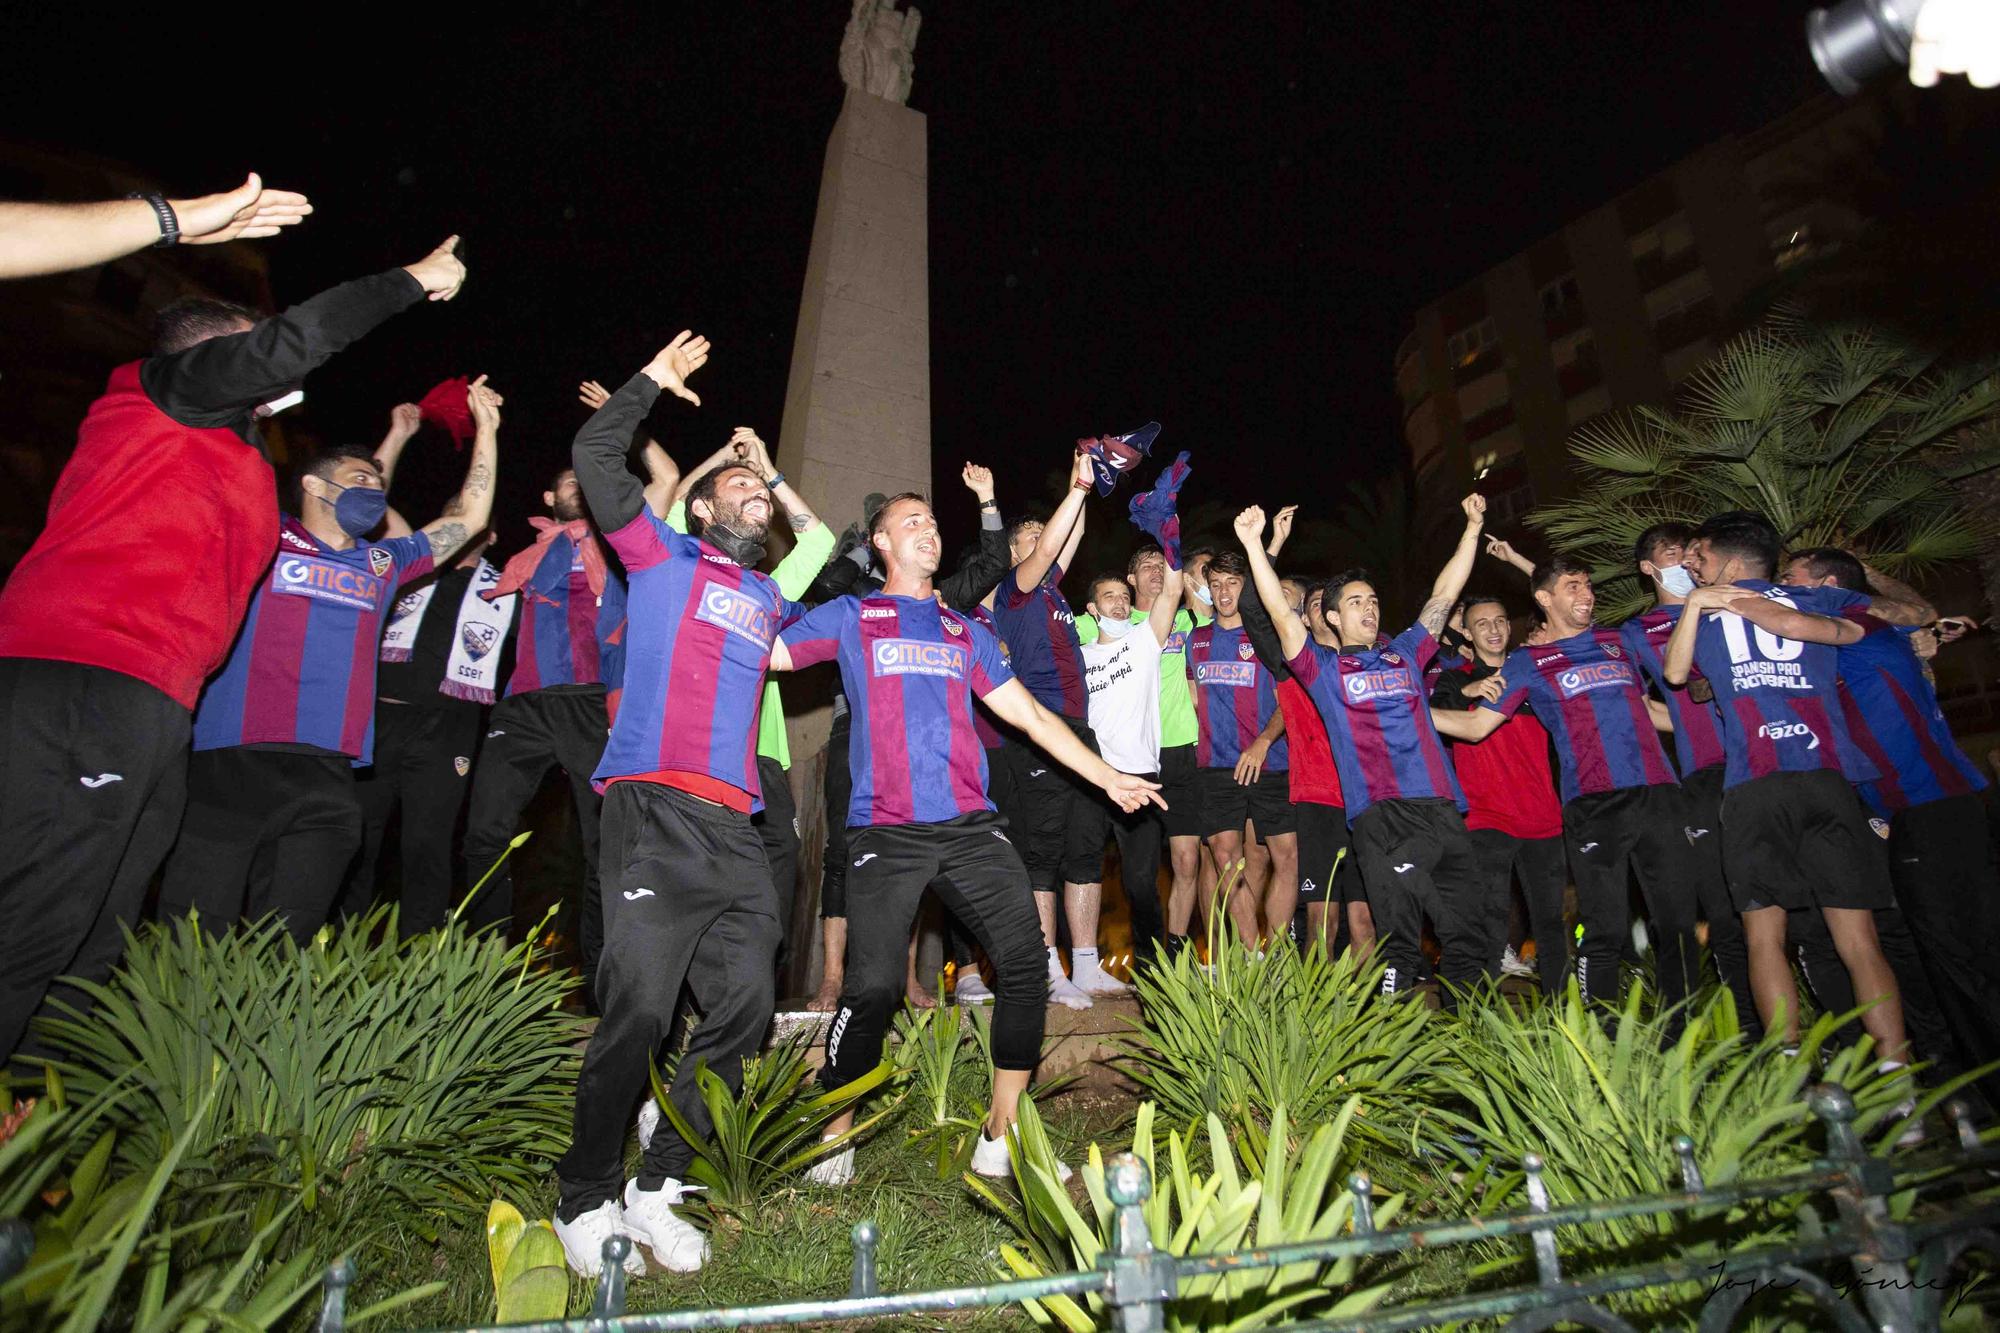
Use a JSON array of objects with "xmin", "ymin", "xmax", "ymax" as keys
[
  {"xmin": 1010, "ymin": 718, "xmax": 1112, "ymax": 889},
  {"xmin": 1719, "ymin": 769, "xmax": 1893, "ymax": 914},
  {"xmin": 1196, "ymin": 765, "xmax": 1296, "ymax": 838},
  {"xmin": 1157, "ymin": 743, "xmax": 1204, "ymax": 840},
  {"xmin": 1294, "ymin": 799, "xmax": 1356, "ymax": 903}
]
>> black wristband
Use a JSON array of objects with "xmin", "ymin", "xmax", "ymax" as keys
[
  {"xmin": 128, "ymin": 192, "xmax": 179, "ymax": 247},
  {"xmin": 979, "ymin": 499, "xmax": 998, "ymax": 510}
]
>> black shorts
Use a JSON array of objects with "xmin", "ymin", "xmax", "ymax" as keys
[
  {"xmin": 1719, "ymin": 769, "xmax": 1893, "ymax": 914},
  {"xmin": 1157, "ymin": 743, "xmax": 1204, "ymax": 840},
  {"xmin": 1011, "ymin": 718, "xmax": 1112, "ymax": 888},
  {"xmin": 1196, "ymin": 765, "xmax": 1296, "ymax": 838},
  {"xmin": 1294, "ymin": 800, "xmax": 1355, "ymax": 903}
]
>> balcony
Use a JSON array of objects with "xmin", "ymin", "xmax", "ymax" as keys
[
  {"xmin": 1633, "ymin": 244, "xmax": 1702, "ymax": 294},
  {"xmin": 1452, "ymin": 343, "xmax": 1503, "ymax": 387},
  {"xmin": 1462, "ymin": 400, "xmax": 1516, "ymax": 444},
  {"xmin": 1556, "ymin": 357, "xmax": 1603, "ymax": 399}
]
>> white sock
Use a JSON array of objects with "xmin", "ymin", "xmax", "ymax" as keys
[
  {"xmin": 1047, "ymin": 946, "xmax": 1066, "ymax": 976},
  {"xmin": 1074, "ymin": 946, "xmax": 1100, "ymax": 971}
]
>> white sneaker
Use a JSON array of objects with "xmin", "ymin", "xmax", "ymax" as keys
[
  {"xmin": 1892, "ymin": 1100, "xmax": 1928, "ymax": 1149},
  {"xmin": 954, "ymin": 970, "xmax": 995, "ymax": 1004},
  {"xmin": 970, "ymin": 1129, "xmax": 1073, "ymax": 1183},
  {"xmin": 622, "ymin": 1178, "xmax": 709, "ymax": 1273},
  {"xmin": 805, "ymin": 1144, "xmax": 855, "ymax": 1186},
  {"xmin": 553, "ymin": 1199, "xmax": 646, "ymax": 1278},
  {"xmin": 1072, "ymin": 962, "xmax": 1129, "ymax": 997},
  {"xmin": 1048, "ymin": 972, "xmax": 1093, "ymax": 1010},
  {"xmin": 636, "ymin": 1097, "xmax": 660, "ymax": 1151},
  {"xmin": 1500, "ymin": 947, "xmax": 1537, "ymax": 979}
]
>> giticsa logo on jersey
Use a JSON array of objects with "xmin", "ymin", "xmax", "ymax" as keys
[
  {"xmin": 696, "ymin": 584, "xmax": 774, "ymax": 646},
  {"xmin": 1757, "ymin": 720, "xmax": 1820, "ymax": 749},
  {"xmin": 872, "ymin": 638, "xmax": 969, "ymax": 679}
]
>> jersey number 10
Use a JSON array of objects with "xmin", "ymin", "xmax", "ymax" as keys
[{"xmin": 1716, "ymin": 593, "xmax": 1804, "ymax": 665}]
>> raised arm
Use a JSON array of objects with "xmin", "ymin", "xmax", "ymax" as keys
[
  {"xmin": 1145, "ymin": 565, "xmax": 1185, "ymax": 646},
  {"xmin": 1234, "ymin": 506, "xmax": 1308, "ymax": 660},
  {"xmin": 371, "ymin": 402, "xmax": 422, "ymax": 489},
  {"xmin": 1485, "ymin": 537, "xmax": 1535, "ymax": 580},
  {"xmin": 421, "ymin": 376, "xmax": 500, "ymax": 563},
  {"xmin": 1265, "ymin": 505, "xmax": 1297, "ymax": 560},
  {"xmin": 1236, "ymin": 565, "xmax": 1293, "ymax": 678},
  {"xmin": 1858, "ymin": 562, "xmax": 1936, "ymax": 627},
  {"xmin": 938, "ymin": 464, "xmax": 1010, "ymax": 609},
  {"xmin": 576, "ymin": 332, "xmax": 709, "ymax": 535},
  {"xmin": 0, "ymin": 173, "xmax": 312, "ymax": 280},
  {"xmin": 1418, "ymin": 495, "xmax": 1489, "ymax": 636},
  {"xmin": 981, "ymin": 678, "xmax": 1164, "ymax": 813},
  {"xmin": 141, "ymin": 236, "xmax": 462, "ymax": 427},
  {"xmin": 579, "ymin": 377, "xmax": 679, "ymax": 515},
  {"xmin": 1014, "ymin": 452, "xmax": 1094, "ymax": 593},
  {"xmin": 732, "ymin": 427, "xmax": 822, "ymax": 538}
]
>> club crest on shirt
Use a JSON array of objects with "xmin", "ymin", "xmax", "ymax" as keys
[
  {"xmin": 1237, "ymin": 641, "xmax": 1255, "ymax": 661},
  {"xmin": 1868, "ymin": 817, "xmax": 1890, "ymax": 839},
  {"xmin": 454, "ymin": 755, "xmax": 471, "ymax": 777},
  {"xmin": 392, "ymin": 591, "xmax": 425, "ymax": 620},
  {"xmin": 461, "ymin": 622, "xmax": 501, "ymax": 660},
  {"xmin": 1381, "ymin": 652, "xmax": 1402, "ymax": 666},
  {"xmin": 942, "ymin": 616, "xmax": 964, "ymax": 636},
  {"xmin": 368, "ymin": 547, "xmax": 393, "ymax": 578},
  {"xmin": 1603, "ymin": 642, "xmax": 1622, "ymax": 658}
]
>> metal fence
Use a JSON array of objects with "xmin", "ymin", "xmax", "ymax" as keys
[{"xmin": 313, "ymin": 1083, "xmax": 2000, "ymax": 1333}]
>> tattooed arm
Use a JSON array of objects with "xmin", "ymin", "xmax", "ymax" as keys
[
  {"xmin": 423, "ymin": 375, "xmax": 500, "ymax": 562},
  {"xmin": 733, "ymin": 427, "xmax": 823, "ymax": 537},
  {"xmin": 1417, "ymin": 494, "xmax": 1488, "ymax": 637}
]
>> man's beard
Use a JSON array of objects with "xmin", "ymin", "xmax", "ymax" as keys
[
  {"xmin": 704, "ymin": 498, "xmax": 771, "ymax": 566},
  {"xmin": 551, "ymin": 495, "xmax": 587, "ymax": 522}
]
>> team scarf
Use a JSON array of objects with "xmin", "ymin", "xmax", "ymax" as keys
[
  {"xmin": 488, "ymin": 518, "xmax": 609, "ymax": 603},
  {"xmin": 380, "ymin": 558, "xmax": 516, "ymax": 704},
  {"xmin": 1077, "ymin": 421, "xmax": 1161, "ymax": 496}
]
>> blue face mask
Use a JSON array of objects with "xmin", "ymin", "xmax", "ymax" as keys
[
  {"xmin": 1192, "ymin": 581, "xmax": 1214, "ymax": 607},
  {"xmin": 1655, "ymin": 563, "xmax": 1697, "ymax": 597},
  {"xmin": 325, "ymin": 481, "xmax": 389, "ymax": 537}
]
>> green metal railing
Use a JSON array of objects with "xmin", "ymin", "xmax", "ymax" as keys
[{"xmin": 308, "ymin": 1083, "xmax": 1999, "ymax": 1333}]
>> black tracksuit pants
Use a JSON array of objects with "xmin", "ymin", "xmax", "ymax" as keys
[
  {"xmin": 0, "ymin": 660, "xmax": 190, "ymax": 1064},
  {"xmin": 1467, "ymin": 828, "xmax": 1568, "ymax": 998},
  {"xmin": 1678, "ymin": 765, "xmax": 1760, "ymax": 1035},
  {"xmin": 158, "ymin": 747, "xmax": 364, "ymax": 943},
  {"xmin": 754, "ymin": 754, "xmax": 800, "ymax": 971},
  {"xmin": 347, "ymin": 700, "xmax": 484, "ymax": 936},
  {"xmin": 556, "ymin": 781, "xmax": 780, "ymax": 1218},
  {"xmin": 1562, "ymin": 784, "xmax": 1699, "ymax": 1016},
  {"xmin": 461, "ymin": 685, "xmax": 609, "ymax": 982}
]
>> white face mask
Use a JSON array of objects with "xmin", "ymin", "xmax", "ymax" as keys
[
  {"xmin": 1655, "ymin": 563, "xmax": 1697, "ymax": 597},
  {"xmin": 1192, "ymin": 582, "xmax": 1214, "ymax": 607},
  {"xmin": 1097, "ymin": 614, "xmax": 1132, "ymax": 640}
]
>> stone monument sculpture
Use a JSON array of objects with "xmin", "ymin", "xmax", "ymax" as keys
[{"xmin": 838, "ymin": 0, "xmax": 922, "ymax": 105}]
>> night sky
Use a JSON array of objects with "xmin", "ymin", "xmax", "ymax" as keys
[{"xmin": 9, "ymin": 1, "xmax": 1826, "ymax": 564}]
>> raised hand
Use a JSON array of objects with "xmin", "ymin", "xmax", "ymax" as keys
[
  {"xmin": 387, "ymin": 402, "xmax": 422, "ymax": 439},
  {"xmin": 962, "ymin": 463, "xmax": 994, "ymax": 501},
  {"xmin": 1461, "ymin": 493, "xmax": 1487, "ymax": 524},
  {"xmin": 1073, "ymin": 449, "xmax": 1095, "ymax": 491},
  {"xmin": 1233, "ymin": 505, "xmax": 1266, "ymax": 545},
  {"xmin": 177, "ymin": 173, "xmax": 313, "ymax": 245},
  {"xmin": 467, "ymin": 374, "xmax": 503, "ymax": 430},
  {"xmin": 404, "ymin": 235, "xmax": 467, "ymax": 301},
  {"xmin": 577, "ymin": 379, "xmax": 611, "ymax": 411},
  {"xmin": 1271, "ymin": 504, "xmax": 1297, "ymax": 545},
  {"xmin": 644, "ymin": 330, "xmax": 711, "ymax": 406},
  {"xmin": 729, "ymin": 426, "xmax": 773, "ymax": 475},
  {"xmin": 1485, "ymin": 537, "xmax": 1518, "ymax": 565}
]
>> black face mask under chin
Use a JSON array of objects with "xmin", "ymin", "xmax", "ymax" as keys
[{"xmin": 704, "ymin": 522, "xmax": 767, "ymax": 567}]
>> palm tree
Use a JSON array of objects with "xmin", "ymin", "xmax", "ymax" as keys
[{"xmin": 1531, "ymin": 312, "xmax": 2000, "ymax": 620}]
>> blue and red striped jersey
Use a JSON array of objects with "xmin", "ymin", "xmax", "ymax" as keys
[
  {"xmin": 193, "ymin": 518, "xmax": 433, "ymax": 763},
  {"xmin": 1620, "ymin": 607, "xmax": 1726, "ymax": 776},
  {"xmin": 1686, "ymin": 580, "xmax": 1879, "ymax": 790},
  {"xmin": 967, "ymin": 603, "xmax": 1008, "ymax": 750},
  {"xmin": 504, "ymin": 536, "xmax": 627, "ymax": 694},
  {"xmin": 1189, "ymin": 622, "xmax": 1287, "ymax": 771},
  {"xmin": 1836, "ymin": 625, "xmax": 1986, "ymax": 815},
  {"xmin": 1485, "ymin": 628, "xmax": 1678, "ymax": 803},
  {"xmin": 783, "ymin": 594, "xmax": 1015, "ymax": 827},
  {"xmin": 1288, "ymin": 623, "xmax": 1464, "ymax": 823},
  {"xmin": 594, "ymin": 512, "xmax": 802, "ymax": 810},
  {"xmin": 992, "ymin": 563, "xmax": 1087, "ymax": 719}
]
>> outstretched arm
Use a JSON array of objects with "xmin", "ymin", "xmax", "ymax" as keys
[
  {"xmin": 1858, "ymin": 562, "xmax": 1936, "ymax": 627},
  {"xmin": 1234, "ymin": 505, "xmax": 1308, "ymax": 660},
  {"xmin": 981, "ymin": 678, "xmax": 1165, "ymax": 813},
  {"xmin": 1145, "ymin": 566, "xmax": 1184, "ymax": 646},
  {"xmin": 575, "ymin": 331, "xmax": 709, "ymax": 535},
  {"xmin": 1485, "ymin": 537, "xmax": 1535, "ymax": 580},
  {"xmin": 1418, "ymin": 495, "xmax": 1489, "ymax": 636},
  {"xmin": 1431, "ymin": 707, "xmax": 1507, "ymax": 742},
  {"xmin": 732, "ymin": 427, "xmax": 823, "ymax": 537},
  {"xmin": 371, "ymin": 403, "xmax": 423, "ymax": 489},
  {"xmin": 421, "ymin": 376, "xmax": 500, "ymax": 563},
  {"xmin": 0, "ymin": 173, "xmax": 312, "ymax": 280},
  {"xmin": 938, "ymin": 464, "xmax": 1009, "ymax": 609},
  {"xmin": 1014, "ymin": 452, "xmax": 1094, "ymax": 592},
  {"xmin": 580, "ymin": 377, "xmax": 680, "ymax": 515},
  {"xmin": 1730, "ymin": 595, "xmax": 1868, "ymax": 647}
]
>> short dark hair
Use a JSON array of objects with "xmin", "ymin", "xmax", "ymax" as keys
[
  {"xmin": 684, "ymin": 464, "xmax": 763, "ymax": 537},
  {"xmin": 1788, "ymin": 545, "xmax": 1871, "ymax": 592},
  {"xmin": 1006, "ymin": 513, "xmax": 1048, "ymax": 545},
  {"xmin": 1126, "ymin": 542, "xmax": 1165, "ymax": 576},
  {"xmin": 1461, "ymin": 593, "xmax": 1510, "ymax": 619},
  {"xmin": 1088, "ymin": 571, "xmax": 1128, "ymax": 602},
  {"xmin": 868, "ymin": 491, "xmax": 928, "ymax": 537},
  {"xmin": 151, "ymin": 298, "xmax": 259, "ymax": 355},
  {"xmin": 1207, "ymin": 550, "xmax": 1248, "ymax": 580},
  {"xmin": 1532, "ymin": 553, "xmax": 1593, "ymax": 595},
  {"xmin": 303, "ymin": 442, "xmax": 378, "ymax": 486},
  {"xmin": 1182, "ymin": 542, "xmax": 1217, "ymax": 566},
  {"xmin": 1326, "ymin": 567, "xmax": 1373, "ymax": 602},
  {"xmin": 1695, "ymin": 510, "xmax": 1782, "ymax": 578},
  {"xmin": 1632, "ymin": 521, "xmax": 1694, "ymax": 569},
  {"xmin": 547, "ymin": 467, "xmax": 576, "ymax": 493}
]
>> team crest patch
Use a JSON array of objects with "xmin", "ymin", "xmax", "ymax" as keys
[
  {"xmin": 1604, "ymin": 642, "xmax": 1623, "ymax": 658},
  {"xmin": 1381, "ymin": 652, "xmax": 1402, "ymax": 666},
  {"xmin": 1869, "ymin": 817, "xmax": 1891, "ymax": 839},
  {"xmin": 943, "ymin": 617, "xmax": 964, "ymax": 635},
  {"xmin": 461, "ymin": 622, "xmax": 500, "ymax": 660},
  {"xmin": 1237, "ymin": 641, "xmax": 1255, "ymax": 660},
  {"xmin": 454, "ymin": 756, "xmax": 471, "ymax": 777},
  {"xmin": 392, "ymin": 591, "xmax": 425, "ymax": 619},
  {"xmin": 368, "ymin": 547, "xmax": 393, "ymax": 578}
]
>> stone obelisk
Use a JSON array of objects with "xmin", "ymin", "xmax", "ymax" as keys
[{"xmin": 773, "ymin": 0, "xmax": 928, "ymax": 992}]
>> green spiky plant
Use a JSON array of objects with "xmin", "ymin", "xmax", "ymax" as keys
[
  {"xmin": 1120, "ymin": 938, "xmax": 1449, "ymax": 1178},
  {"xmin": 1531, "ymin": 312, "xmax": 2000, "ymax": 620},
  {"xmin": 973, "ymin": 1096, "xmax": 1403, "ymax": 1331}
]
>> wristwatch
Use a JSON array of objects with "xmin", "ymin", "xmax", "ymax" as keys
[{"xmin": 128, "ymin": 191, "xmax": 180, "ymax": 247}]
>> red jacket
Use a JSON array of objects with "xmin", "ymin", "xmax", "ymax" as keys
[
  {"xmin": 1433, "ymin": 663, "xmax": 1563, "ymax": 839},
  {"xmin": 0, "ymin": 362, "xmax": 276, "ymax": 709},
  {"xmin": 1277, "ymin": 676, "xmax": 1344, "ymax": 808}
]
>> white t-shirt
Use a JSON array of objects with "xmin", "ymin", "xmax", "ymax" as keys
[{"xmin": 1082, "ymin": 623, "xmax": 1165, "ymax": 775}]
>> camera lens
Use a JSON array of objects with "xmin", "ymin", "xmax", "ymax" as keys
[{"xmin": 1807, "ymin": 0, "xmax": 1919, "ymax": 95}]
